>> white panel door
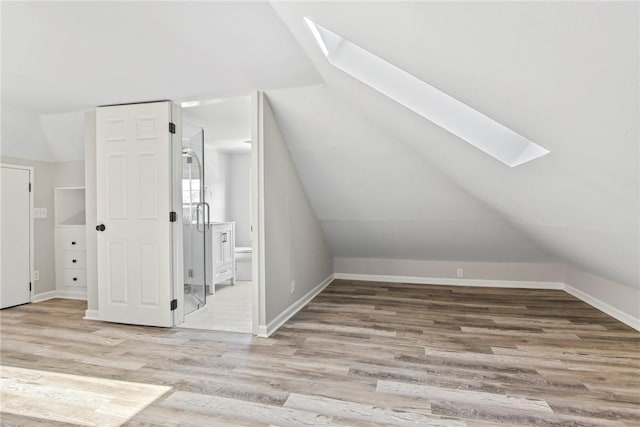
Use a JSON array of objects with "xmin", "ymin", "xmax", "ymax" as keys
[
  {"xmin": 96, "ymin": 102, "xmax": 174, "ymax": 326},
  {"xmin": 0, "ymin": 166, "xmax": 31, "ymax": 309}
]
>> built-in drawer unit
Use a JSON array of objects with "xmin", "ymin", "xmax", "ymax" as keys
[
  {"xmin": 54, "ymin": 187, "xmax": 87, "ymax": 299},
  {"xmin": 55, "ymin": 225, "xmax": 87, "ymax": 298}
]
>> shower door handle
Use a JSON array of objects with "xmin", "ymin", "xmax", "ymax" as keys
[
  {"xmin": 203, "ymin": 202, "xmax": 210, "ymax": 231},
  {"xmin": 196, "ymin": 202, "xmax": 208, "ymax": 232},
  {"xmin": 196, "ymin": 203, "xmax": 202, "ymax": 232}
]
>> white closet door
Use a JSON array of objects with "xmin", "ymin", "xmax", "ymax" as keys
[
  {"xmin": 0, "ymin": 166, "xmax": 31, "ymax": 309},
  {"xmin": 96, "ymin": 102, "xmax": 174, "ymax": 327}
]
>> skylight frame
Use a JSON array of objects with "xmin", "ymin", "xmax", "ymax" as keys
[{"xmin": 304, "ymin": 18, "xmax": 550, "ymax": 167}]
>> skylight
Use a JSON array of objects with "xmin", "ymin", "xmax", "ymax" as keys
[{"xmin": 304, "ymin": 18, "xmax": 550, "ymax": 167}]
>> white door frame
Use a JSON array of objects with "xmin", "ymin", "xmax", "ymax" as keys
[
  {"xmin": 1, "ymin": 163, "xmax": 35, "ymax": 302},
  {"xmin": 175, "ymin": 92, "xmax": 265, "ymax": 335},
  {"xmin": 171, "ymin": 103, "xmax": 184, "ymax": 327}
]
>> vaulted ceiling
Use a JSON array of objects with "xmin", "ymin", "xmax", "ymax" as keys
[{"xmin": 2, "ymin": 2, "xmax": 637, "ymax": 288}]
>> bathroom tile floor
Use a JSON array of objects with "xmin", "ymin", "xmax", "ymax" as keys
[{"xmin": 178, "ymin": 280, "xmax": 253, "ymax": 333}]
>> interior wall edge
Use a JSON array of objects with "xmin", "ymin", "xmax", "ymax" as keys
[
  {"xmin": 563, "ymin": 264, "xmax": 640, "ymax": 326},
  {"xmin": 258, "ymin": 273, "xmax": 335, "ymax": 337}
]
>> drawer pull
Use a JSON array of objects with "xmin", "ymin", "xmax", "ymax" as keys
[
  {"xmin": 71, "ymin": 241, "xmax": 76, "ymax": 245},
  {"xmin": 73, "ymin": 277, "xmax": 77, "ymax": 281},
  {"xmin": 72, "ymin": 259, "xmax": 77, "ymax": 263}
]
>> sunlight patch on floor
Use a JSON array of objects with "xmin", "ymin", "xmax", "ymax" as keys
[{"xmin": 0, "ymin": 365, "xmax": 171, "ymax": 426}]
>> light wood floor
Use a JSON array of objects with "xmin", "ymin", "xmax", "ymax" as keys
[{"xmin": 1, "ymin": 279, "xmax": 639, "ymax": 426}]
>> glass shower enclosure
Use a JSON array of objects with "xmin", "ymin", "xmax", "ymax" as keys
[{"xmin": 182, "ymin": 123, "xmax": 209, "ymax": 315}]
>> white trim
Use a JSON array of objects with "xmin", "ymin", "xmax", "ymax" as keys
[
  {"xmin": 57, "ymin": 289, "xmax": 87, "ymax": 300},
  {"xmin": 31, "ymin": 290, "xmax": 87, "ymax": 303},
  {"xmin": 333, "ymin": 273, "xmax": 564, "ymax": 290},
  {"xmin": 31, "ymin": 290, "xmax": 58, "ymax": 303},
  {"xmin": 83, "ymin": 309, "xmax": 100, "ymax": 320},
  {"xmin": 564, "ymin": 284, "xmax": 640, "ymax": 331},
  {"xmin": 171, "ymin": 103, "xmax": 184, "ymax": 327},
  {"xmin": 258, "ymin": 274, "xmax": 335, "ymax": 337}
]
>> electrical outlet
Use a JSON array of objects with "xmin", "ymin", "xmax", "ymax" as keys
[
  {"xmin": 291, "ymin": 280, "xmax": 296, "ymax": 294},
  {"xmin": 33, "ymin": 270, "xmax": 40, "ymax": 281},
  {"xmin": 33, "ymin": 208, "xmax": 47, "ymax": 219},
  {"xmin": 457, "ymin": 268, "xmax": 464, "ymax": 278}
]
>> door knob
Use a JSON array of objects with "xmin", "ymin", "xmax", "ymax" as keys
[{"xmin": 96, "ymin": 224, "xmax": 106, "ymax": 232}]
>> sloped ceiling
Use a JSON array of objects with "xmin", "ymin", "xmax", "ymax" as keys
[
  {"xmin": 270, "ymin": 1, "xmax": 639, "ymax": 288},
  {"xmin": 1, "ymin": 1, "xmax": 319, "ymax": 160},
  {"xmin": 267, "ymin": 85, "xmax": 555, "ymax": 263},
  {"xmin": 1, "ymin": 2, "xmax": 637, "ymax": 288},
  {"xmin": 1, "ymin": 1, "xmax": 319, "ymax": 113}
]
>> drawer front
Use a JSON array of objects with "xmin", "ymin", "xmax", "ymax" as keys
[
  {"xmin": 63, "ymin": 251, "xmax": 86, "ymax": 269},
  {"xmin": 62, "ymin": 269, "xmax": 86, "ymax": 288},
  {"xmin": 59, "ymin": 228, "xmax": 86, "ymax": 251},
  {"xmin": 214, "ymin": 267, "xmax": 233, "ymax": 283}
]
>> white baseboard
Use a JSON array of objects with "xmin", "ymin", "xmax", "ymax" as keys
[
  {"xmin": 31, "ymin": 290, "xmax": 57, "ymax": 303},
  {"xmin": 564, "ymin": 284, "xmax": 640, "ymax": 331},
  {"xmin": 333, "ymin": 273, "xmax": 564, "ymax": 290},
  {"xmin": 258, "ymin": 274, "xmax": 335, "ymax": 337},
  {"xmin": 31, "ymin": 290, "xmax": 87, "ymax": 303},
  {"xmin": 83, "ymin": 309, "xmax": 100, "ymax": 320},
  {"xmin": 56, "ymin": 289, "xmax": 87, "ymax": 300},
  {"xmin": 333, "ymin": 273, "xmax": 639, "ymax": 331}
]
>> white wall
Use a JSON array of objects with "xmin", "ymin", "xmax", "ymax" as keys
[
  {"xmin": 1, "ymin": 105, "xmax": 85, "ymax": 162},
  {"xmin": 228, "ymin": 153, "xmax": 251, "ymax": 247},
  {"xmin": 262, "ymin": 94, "xmax": 333, "ymax": 324},
  {"xmin": 1, "ymin": 156, "xmax": 54, "ymax": 294},
  {"xmin": 1, "ymin": 106, "xmax": 52, "ymax": 161},
  {"xmin": 0, "ymin": 156, "xmax": 85, "ymax": 296},
  {"xmin": 335, "ymin": 258, "xmax": 565, "ymax": 284},
  {"xmin": 204, "ymin": 146, "xmax": 229, "ymax": 223}
]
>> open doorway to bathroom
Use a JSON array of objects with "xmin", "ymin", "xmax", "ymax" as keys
[{"xmin": 178, "ymin": 95, "xmax": 254, "ymax": 333}]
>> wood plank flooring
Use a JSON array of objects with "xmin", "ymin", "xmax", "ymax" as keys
[{"xmin": 1, "ymin": 279, "xmax": 639, "ymax": 426}]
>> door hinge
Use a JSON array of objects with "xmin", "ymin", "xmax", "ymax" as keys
[
  {"xmin": 29, "ymin": 282, "xmax": 32, "ymax": 292},
  {"xmin": 29, "ymin": 182, "xmax": 31, "ymax": 192},
  {"xmin": 170, "ymin": 299, "xmax": 178, "ymax": 311},
  {"xmin": 169, "ymin": 122, "xmax": 176, "ymax": 134},
  {"xmin": 169, "ymin": 211, "xmax": 177, "ymax": 222}
]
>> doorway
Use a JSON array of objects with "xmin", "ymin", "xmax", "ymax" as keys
[
  {"xmin": 91, "ymin": 98, "xmax": 263, "ymax": 332},
  {"xmin": 1, "ymin": 164, "xmax": 33, "ymax": 309},
  {"xmin": 177, "ymin": 95, "xmax": 255, "ymax": 333}
]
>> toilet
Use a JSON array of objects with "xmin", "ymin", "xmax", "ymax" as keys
[{"xmin": 234, "ymin": 247, "xmax": 252, "ymax": 281}]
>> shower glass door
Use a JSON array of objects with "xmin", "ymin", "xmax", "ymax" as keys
[{"xmin": 182, "ymin": 123, "xmax": 208, "ymax": 315}]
